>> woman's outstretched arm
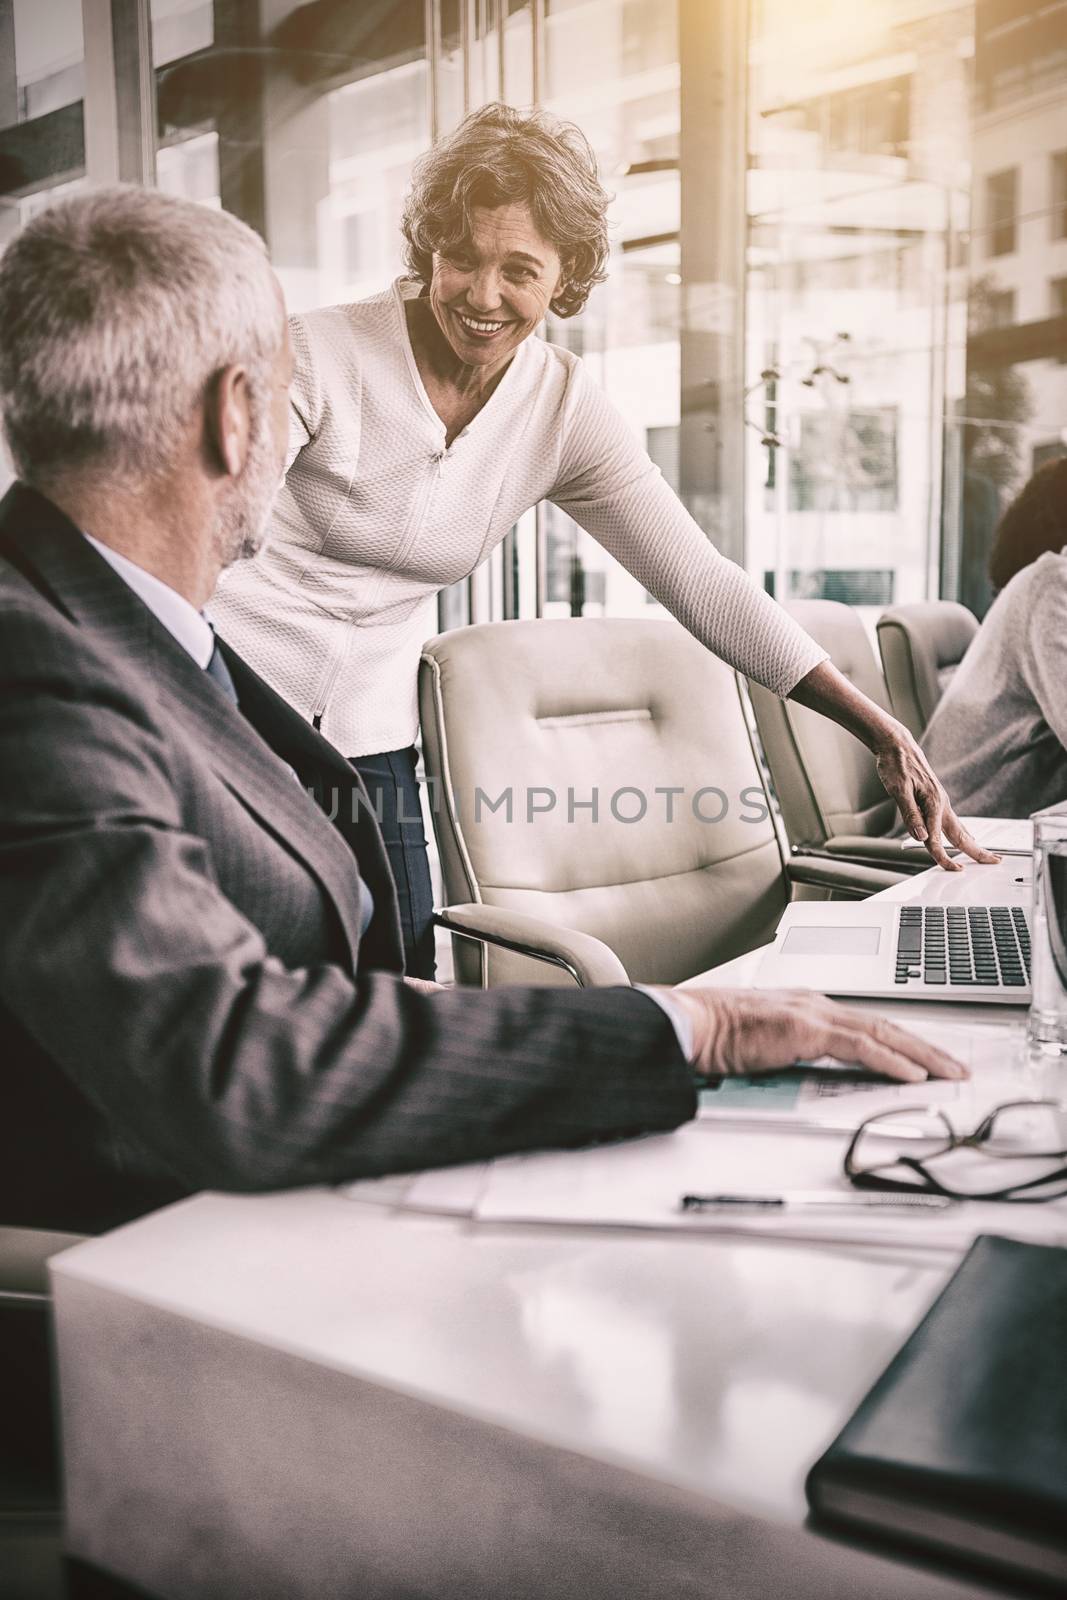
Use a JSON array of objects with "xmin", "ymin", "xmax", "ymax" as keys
[{"xmin": 551, "ymin": 364, "xmax": 994, "ymax": 871}]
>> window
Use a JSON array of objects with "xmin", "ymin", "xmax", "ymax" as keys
[
  {"xmin": 789, "ymin": 410, "xmax": 899, "ymax": 514},
  {"xmin": 539, "ymin": 0, "xmax": 689, "ymax": 622},
  {"xmin": 342, "ymin": 213, "xmax": 370, "ymax": 284},
  {"xmin": 7, "ymin": 0, "xmax": 84, "ymax": 125},
  {"xmin": 150, "ymin": 0, "xmax": 212, "ymax": 68},
  {"xmin": 824, "ymin": 75, "xmax": 910, "ymax": 158},
  {"xmin": 156, "ymin": 131, "xmax": 219, "ymax": 206},
  {"xmin": 988, "ymin": 290, "xmax": 1016, "ymax": 329},
  {"xmin": 986, "ymin": 169, "xmax": 1018, "ymax": 257},
  {"xmin": 744, "ymin": 2, "xmax": 1067, "ymax": 621},
  {"xmin": 764, "ymin": 569, "xmax": 895, "ymax": 607},
  {"xmin": 646, "ymin": 425, "xmax": 680, "ymax": 494},
  {"xmin": 1054, "ymin": 153, "xmax": 1067, "ymax": 241},
  {"xmin": 1052, "ymin": 277, "xmax": 1067, "ymax": 363}
]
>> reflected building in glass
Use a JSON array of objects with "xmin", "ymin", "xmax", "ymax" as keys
[{"xmin": 1, "ymin": 0, "xmax": 1065, "ymax": 612}]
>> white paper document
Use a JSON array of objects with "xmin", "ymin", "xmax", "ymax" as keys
[
  {"xmin": 337, "ymin": 1017, "xmax": 1061, "ymax": 1253},
  {"xmin": 473, "ymin": 1124, "xmax": 1067, "ymax": 1253}
]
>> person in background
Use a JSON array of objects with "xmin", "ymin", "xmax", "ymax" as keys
[
  {"xmin": 988, "ymin": 453, "xmax": 1067, "ymax": 590},
  {"xmin": 211, "ymin": 102, "xmax": 992, "ymax": 978},
  {"xmin": 922, "ymin": 455, "xmax": 1067, "ymax": 818}
]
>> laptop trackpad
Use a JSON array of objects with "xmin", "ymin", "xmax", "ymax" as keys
[{"xmin": 781, "ymin": 926, "xmax": 882, "ymax": 957}]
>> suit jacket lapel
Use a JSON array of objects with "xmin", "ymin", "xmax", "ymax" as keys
[
  {"xmin": 157, "ymin": 657, "xmax": 372, "ymax": 970},
  {"xmin": 0, "ymin": 485, "xmax": 403, "ymax": 974},
  {"xmin": 219, "ymin": 644, "xmax": 403, "ymax": 971}
]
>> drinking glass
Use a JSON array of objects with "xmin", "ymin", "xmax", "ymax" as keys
[{"xmin": 1028, "ymin": 809, "xmax": 1067, "ymax": 1063}]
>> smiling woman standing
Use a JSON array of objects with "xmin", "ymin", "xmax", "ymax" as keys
[{"xmin": 212, "ymin": 103, "xmax": 990, "ymax": 979}]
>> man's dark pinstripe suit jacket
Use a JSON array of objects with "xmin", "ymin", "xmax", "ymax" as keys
[{"xmin": 0, "ymin": 485, "xmax": 694, "ymax": 1234}]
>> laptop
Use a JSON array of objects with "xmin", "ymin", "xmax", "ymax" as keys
[{"xmin": 755, "ymin": 900, "xmax": 1031, "ymax": 1005}]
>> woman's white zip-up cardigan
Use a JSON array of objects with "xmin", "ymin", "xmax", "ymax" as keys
[{"xmin": 212, "ymin": 277, "xmax": 827, "ymax": 756}]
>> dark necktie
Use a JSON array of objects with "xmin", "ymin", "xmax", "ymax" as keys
[{"xmin": 205, "ymin": 640, "xmax": 239, "ymax": 705}]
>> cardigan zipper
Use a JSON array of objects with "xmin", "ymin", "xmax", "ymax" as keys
[
  {"xmin": 311, "ymin": 450, "xmax": 443, "ymax": 731},
  {"xmin": 311, "ymin": 625, "xmax": 354, "ymax": 731},
  {"xmin": 389, "ymin": 449, "xmax": 446, "ymax": 576}
]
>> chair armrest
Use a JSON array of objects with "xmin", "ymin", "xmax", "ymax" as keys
[
  {"xmin": 801, "ymin": 836, "xmax": 930, "ymax": 874},
  {"xmin": 435, "ymin": 904, "xmax": 631, "ymax": 988},
  {"xmin": 0, "ymin": 1228, "xmax": 86, "ymax": 1304},
  {"xmin": 785, "ymin": 857, "xmax": 907, "ymax": 897}
]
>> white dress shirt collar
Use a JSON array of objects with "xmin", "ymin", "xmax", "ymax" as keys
[{"xmin": 83, "ymin": 534, "xmax": 215, "ymax": 670}]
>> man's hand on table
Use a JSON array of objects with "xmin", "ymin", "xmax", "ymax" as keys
[{"xmin": 652, "ymin": 986, "xmax": 969, "ymax": 1084}]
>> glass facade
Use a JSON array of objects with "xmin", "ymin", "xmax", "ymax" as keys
[
  {"xmin": 745, "ymin": 0, "xmax": 969, "ymax": 624},
  {"xmin": 2, "ymin": 0, "xmax": 1066, "ymax": 615},
  {"xmin": 746, "ymin": 0, "xmax": 1067, "ymax": 627},
  {"xmin": 539, "ymin": 0, "xmax": 683, "ymax": 620}
]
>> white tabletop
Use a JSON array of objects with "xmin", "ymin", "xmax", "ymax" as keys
[
  {"xmin": 54, "ymin": 1187, "xmax": 954, "ymax": 1525},
  {"xmin": 50, "ymin": 855, "xmax": 1039, "ymax": 1597}
]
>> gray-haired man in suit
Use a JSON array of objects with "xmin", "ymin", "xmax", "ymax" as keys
[{"xmin": 0, "ymin": 188, "xmax": 962, "ymax": 1239}]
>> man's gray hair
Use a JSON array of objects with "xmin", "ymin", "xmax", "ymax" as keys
[
  {"xmin": 0, "ymin": 185, "xmax": 283, "ymax": 486},
  {"xmin": 401, "ymin": 103, "xmax": 611, "ymax": 318}
]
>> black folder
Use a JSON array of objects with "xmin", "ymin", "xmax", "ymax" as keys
[{"xmin": 806, "ymin": 1234, "xmax": 1067, "ymax": 1590}]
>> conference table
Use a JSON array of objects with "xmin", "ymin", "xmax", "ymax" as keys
[{"xmin": 50, "ymin": 857, "xmax": 1047, "ymax": 1600}]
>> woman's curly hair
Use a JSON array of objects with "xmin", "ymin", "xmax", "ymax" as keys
[
  {"xmin": 988, "ymin": 454, "xmax": 1067, "ymax": 591},
  {"xmin": 401, "ymin": 103, "xmax": 611, "ymax": 319}
]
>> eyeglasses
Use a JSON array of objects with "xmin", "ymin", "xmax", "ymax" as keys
[{"xmin": 843, "ymin": 1101, "xmax": 1067, "ymax": 1203}]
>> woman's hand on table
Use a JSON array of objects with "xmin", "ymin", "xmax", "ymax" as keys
[
  {"xmin": 653, "ymin": 986, "xmax": 969, "ymax": 1085},
  {"xmin": 868, "ymin": 724, "xmax": 998, "ymax": 871},
  {"xmin": 790, "ymin": 660, "xmax": 999, "ymax": 871}
]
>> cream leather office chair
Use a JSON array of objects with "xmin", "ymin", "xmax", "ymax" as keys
[
  {"xmin": 746, "ymin": 599, "xmax": 929, "ymax": 878},
  {"xmin": 419, "ymin": 618, "xmax": 898, "ymax": 989},
  {"xmin": 876, "ymin": 601, "xmax": 978, "ymax": 740}
]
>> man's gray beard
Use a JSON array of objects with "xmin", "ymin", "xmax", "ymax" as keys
[{"xmin": 213, "ymin": 422, "xmax": 282, "ymax": 571}]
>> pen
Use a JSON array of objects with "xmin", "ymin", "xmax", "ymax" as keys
[{"xmin": 679, "ymin": 1191, "xmax": 956, "ymax": 1213}]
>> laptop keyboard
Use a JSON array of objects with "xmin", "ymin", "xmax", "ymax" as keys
[{"xmin": 894, "ymin": 905, "xmax": 1031, "ymax": 987}]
